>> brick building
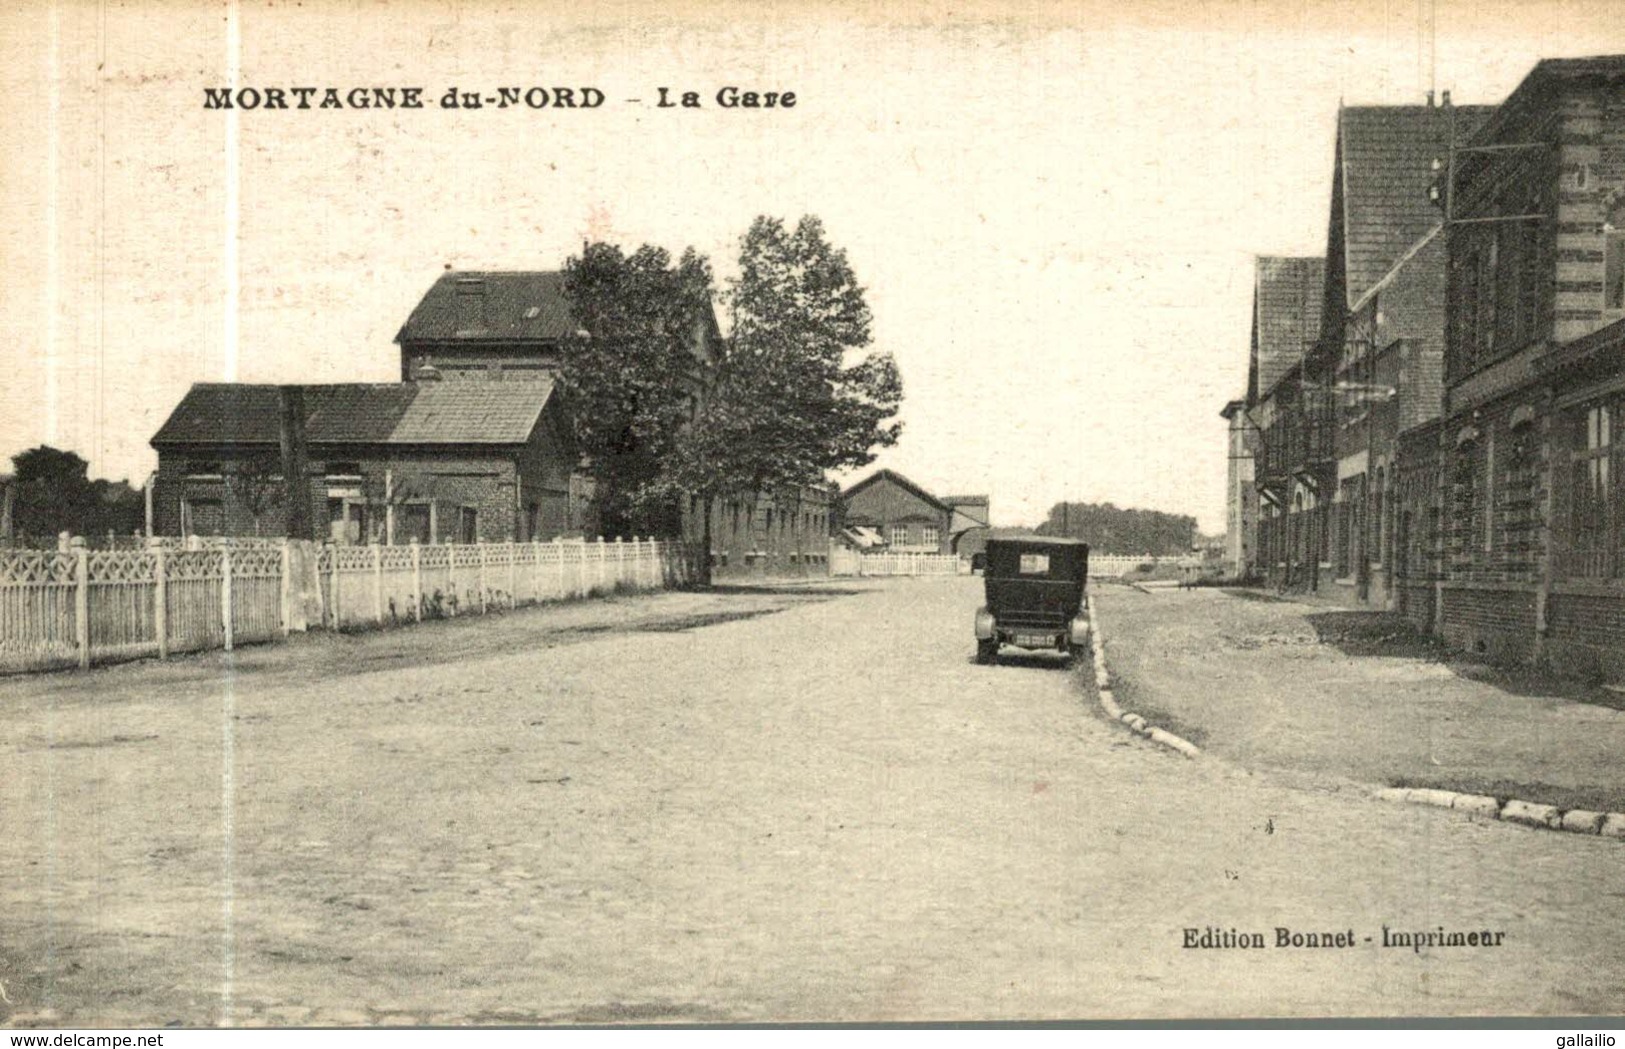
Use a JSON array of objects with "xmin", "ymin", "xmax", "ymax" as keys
[
  {"xmin": 839, "ymin": 470, "xmax": 953, "ymax": 554},
  {"xmin": 1254, "ymin": 102, "xmax": 1490, "ymax": 598},
  {"xmin": 1247, "ymin": 256, "xmax": 1325, "ymax": 587},
  {"xmin": 395, "ymin": 269, "xmax": 722, "ymax": 385},
  {"xmin": 149, "ymin": 380, "xmax": 581, "ymax": 543},
  {"xmin": 1428, "ymin": 56, "xmax": 1625, "ymax": 675},
  {"xmin": 944, "ymin": 495, "xmax": 991, "ymax": 557},
  {"xmin": 682, "ymin": 489, "xmax": 834, "ymax": 580},
  {"xmin": 394, "ymin": 267, "xmax": 830, "ymax": 572}
]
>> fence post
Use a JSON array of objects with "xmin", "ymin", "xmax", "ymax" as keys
[
  {"xmin": 278, "ymin": 538, "xmax": 291, "ymax": 638},
  {"xmin": 445, "ymin": 543, "xmax": 456, "ymax": 616},
  {"xmin": 477, "ymin": 542, "xmax": 488, "ymax": 614},
  {"xmin": 508, "ymin": 541, "xmax": 517, "ymax": 609},
  {"xmin": 410, "ymin": 539, "xmax": 422, "ymax": 622},
  {"xmin": 597, "ymin": 537, "xmax": 607, "ymax": 591},
  {"xmin": 72, "ymin": 537, "xmax": 89, "ymax": 668},
  {"xmin": 615, "ymin": 536, "xmax": 625, "ymax": 588},
  {"xmin": 533, "ymin": 536, "xmax": 543, "ymax": 604},
  {"xmin": 371, "ymin": 541, "xmax": 384, "ymax": 624},
  {"xmin": 328, "ymin": 542, "xmax": 342, "ymax": 630},
  {"xmin": 220, "ymin": 546, "xmax": 233, "ymax": 652},
  {"xmin": 151, "ymin": 537, "xmax": 169, "ymax": 659}
]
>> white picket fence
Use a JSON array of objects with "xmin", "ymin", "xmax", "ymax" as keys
[
  {"xmin": 0, "ymin": 536, "xmax": 691, "ymax": 674},
  {"xmin": 848, "ymin": 551, "xmax": 968, "ymax": 577},
  {"xmin": 1088, "ymin": 554, "xmax": 1199, "ymax": 577}
]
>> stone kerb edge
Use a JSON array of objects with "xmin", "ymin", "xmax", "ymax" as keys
[
  {"xmin": 1086, "ymin": 604, "xmax": 1201, "ymax": 759},
  {"xmin": 1373, "ymin": 786, "xmax": 1625, "ymax": 840}
]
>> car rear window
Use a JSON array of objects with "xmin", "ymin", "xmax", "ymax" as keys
[{"xmin": 1019, "ymin": 553, "xmax": 1050, "ymax": 575}]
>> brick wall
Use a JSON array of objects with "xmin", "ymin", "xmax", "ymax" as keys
[
  {"xmin": 842, "ymin": 478, "xmax": 952, "ymax": 553},
  {"xmin": 684, "ymin": 489, "xmax": 833, "ymax": 580},
  {"xmin": 1438, "ymin": 585, "xmax": 1538, "ymax": 662},
  {"xmin": 1396, "ymin": 584, "xmax": 1435, "ymax": 630},
  {"xmin": 1547, "ymin": 591, "xmax": 1625, "ymax": 678},
  {"xmin": 152, "ymin": 447, "xmax": 528, "ymax": 544}
]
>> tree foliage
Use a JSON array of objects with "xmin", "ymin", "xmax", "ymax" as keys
[
  {"xmin": 661, "ymin": 215, "xmax": 903, "ymax": 505},
  {"xmin": 1035, "ymin": 501, "xmax": 1196, "ymax": 556},
  {"xmin": 6, "ymin": 445, "xmax": 143, "ymax": 542},
  {"xmin": 555, "ymin": 243, "xmax": 717, "ymax": 536}
]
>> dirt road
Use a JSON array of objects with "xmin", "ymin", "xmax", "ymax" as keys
[{"xmin": 3, "ymin": 578, "xmax": 1624, "ymax": 1024}]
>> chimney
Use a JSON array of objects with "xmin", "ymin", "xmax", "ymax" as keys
[
  {"xmin": 455, "ymin": 276, "xmax": 488, "ymax": 333},
  {"xmin": 1426, "ymin": 89, "xmax": 1435, "ymax": 107},
  {"xmin": 1441, "ymin": 89, "xmax": 1451, "ymax": 108}
]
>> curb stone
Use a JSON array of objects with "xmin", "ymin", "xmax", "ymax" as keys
[
  {"xmin": 1451, "ymin": 793, "xmax": 1501, "ymax": 818},
  {"xmin": 1500, "ymin": 799, "xmax": 1562, "ymax": 829},
  {"xmin": 1373, "ymin": 786, "xmax": 1625, "ymax": 841},
  {"xmin": 1092, "ymin": 595, "xmax": 1625, "ymax": 842},
  {"xmin": 1560, "ymin": 810, "xmax": 1605, "ymax": 835},
  {"xmin": 1085, "ymin": 607, "xmax": 1200, "ymax": 759}
]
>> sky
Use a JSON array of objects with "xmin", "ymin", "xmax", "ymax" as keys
[{"xmin": 2, "ymin": 0, "xmax": 1621, "ymax": 534}]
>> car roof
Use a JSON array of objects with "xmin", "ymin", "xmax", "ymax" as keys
[{"xmin": 985, "ymin": 536, "xmax": 1090, "ymax": 548}]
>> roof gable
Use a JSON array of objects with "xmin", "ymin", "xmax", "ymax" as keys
[
  {"xmin": 1249, "ymin": 256, "xmax": 1324, "ymax": 402},
  {"xmin": 840, "ymin": 468, "xmax": 951, "ymax": 514},
  {"xmin": 395, "ymin": 271, "xmax": 575, "ymax": 344},
  {"xmin": 151, "ymin": 381, "xmax": 557, "ymax": 448},
  {"xmin": 1333, "ymin": 104, "xmax": 1494, "ymax": 308}
]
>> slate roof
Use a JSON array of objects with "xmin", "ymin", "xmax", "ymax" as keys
[
  {"xmin": 395, "ymin": 271, "xmax": 576, "ymax": 344},
  {"xmin": 1335, "ymin": 104, "xmax": 1493, "ymax": 308},
  {"xmin": 151, "ymin": 381, "xmax": 556, "ymax": 447},
  {"xmin": 840, "ymin": 469, "xmax": 951, "ymax": 514},
  {"xmin": 1250, "ymin": 256, "xmax": 1324, "ymax": 402},
  {"xmin": 1474, "ymin": 56, "xmax": 1625, "ymax": 147}
]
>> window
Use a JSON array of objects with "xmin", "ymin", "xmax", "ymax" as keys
[
  {"xmin": 1450, "ymin": 441, "xmax": 1483, "ymax": 577},
  {"xmin": 459, "ymin": 506, "xmax": 479, "ymax": 544},
  {"xmin": 185, "ymin": 460, "xmax": 222, "ymax": 479},
  {"xmin": 182, "ymin": 497, "xmax": 224, "ymax": 536},
  {"xmin": 398, "ymin": 503, "xmax": 432, "ymax": 545},
  {"xmin": 1567, "ymin": 402, "xmax": 1615, "ymax": 578},
  {"xmin": 1373, "ymin": 467, "xmax": 1386, "ymax": 568},
  {"xmin": 1478, "ymin": 240, "xmax": 1498, "ymax": 356},
  {"xmin": 1501, "ymin": 425, "xmax": 1537, "ymax": 580},
  {"xmin": 1606, "ymin": 229, "xmax": 1625, "ymax": 311},
  {"xmin": 921, "ymin": 525, "xmax": 940, "ymax": 548},
  {"xmin": 889, "ymin": 524, "xmax": 909, "ymax": 546},
  {"xmin": 1019, "ymin": 553, "xmax": 1051, "ymax": 575}
]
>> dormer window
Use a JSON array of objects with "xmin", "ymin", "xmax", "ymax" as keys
[{"xmin": 185, "ymin": 460, "xmax": 222, "ymax": 480}]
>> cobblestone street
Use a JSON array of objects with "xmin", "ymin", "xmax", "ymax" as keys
[{"xmin": 4, "ymin": 578, "xmax": 1625, "ymax": 1025}]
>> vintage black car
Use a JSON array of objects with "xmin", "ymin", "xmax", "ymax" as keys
[{"xmin": 973, "ymin": 536, "xmax": 1090, "ymax": 664}]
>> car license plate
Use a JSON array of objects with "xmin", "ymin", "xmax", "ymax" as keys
[{"xmin": 1013, "ymin": 633, "xmax": 1053, "ymax": 648}]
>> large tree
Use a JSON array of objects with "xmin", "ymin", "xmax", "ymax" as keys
[
  {"xmin": 7, "ymin": 445, "xmax": 142, "ymax": 542},
  {"xmin": 556, "ymin": 242, "xmax": 718, "ymax": 537},
  {"xmin": 558, "ymin": 217, "xmax": 903, "ymax": 580},
  {"xmin": 660, "ymin": 216, "xmax": 902, "ymax": 570}
]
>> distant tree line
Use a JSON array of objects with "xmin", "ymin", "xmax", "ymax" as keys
[
  {"xmin": 2, "ymin": 446, "xmax": 144, "ymax": 544},
  {"xmin": 1034, "ymin": 502, "xmax": 1195, "ymax": 556}
]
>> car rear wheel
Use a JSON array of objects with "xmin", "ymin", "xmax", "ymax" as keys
[{"xmin": 976, "ymin": 639, "xmax": 998, "ymax": 664}]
